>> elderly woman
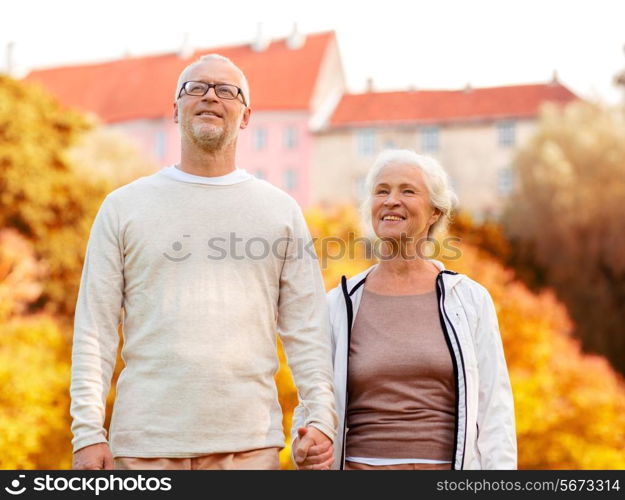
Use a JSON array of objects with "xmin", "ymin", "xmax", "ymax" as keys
[{"xmin": 292, "ymin": 149, "xmax": 516, "ymax": 470}]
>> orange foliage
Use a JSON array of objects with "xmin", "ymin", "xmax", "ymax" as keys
[
  {"xmin": 0, "ymin": 231, "xmax": 71, "ymax": 469},
  {"xmin": 444, "ymin": 244, "xmax": 625, "ymax": 469}
]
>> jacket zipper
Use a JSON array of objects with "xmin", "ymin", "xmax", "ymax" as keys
[
  {"xmin": 339, "ymin": 274, "xmax": 366, "ymax": 470},
  {"xmin": 339, "ymin": 276, "xmax": 352, "ymax": 470},
  {"xmin": 436, "ymin": 270, "xmax": 467, "ymax": 470}
]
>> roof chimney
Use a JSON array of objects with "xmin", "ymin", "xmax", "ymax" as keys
[
  {"xmin": 286, "ymin": 23, "xmax": 305, "ymax": 50},
  {"xmin": 178, "ymin": 32, "xmax": 193, "ymax": 59},
  {"xmin": 252, "ymin": 22, "xmax": 270, "ymax": 52},
  {"xmin": 463, "ymin": 82, "xmax": 473, "ymax": 93},
  {"xmin": 615, "ymin": 44, "xmax": 625, "ymax": 92},
  {"xmin": 4, "ymin": 41, "xmax": 14, "ymax": 75},
  {"xmin": 550, "ymin": 69, "xmax": 559, "ymax": 85},
  {"xmin": 366, "ymin": 77, "xmax": 374, "ymax": 93}
]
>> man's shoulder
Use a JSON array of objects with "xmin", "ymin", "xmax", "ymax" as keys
[
  {"xmin": 246, "ymin": 178, "xmax": 301, "ymax": 210},
  {"xmin": 105, "ymin": 171, "xmax": 164, "ymax": 203}
]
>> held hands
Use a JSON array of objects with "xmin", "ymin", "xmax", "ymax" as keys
[
  {"xmin": 72, "ymin": 442, "xmax": 114, "ymax": 470},
  {"xmin": 293, "ymin": 426, "xmax": 334, "ymax": 470}
]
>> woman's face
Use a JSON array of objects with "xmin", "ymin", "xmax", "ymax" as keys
[{"xmin": 371, "ymin": 163, "xmax": 440, "ymax": 242}]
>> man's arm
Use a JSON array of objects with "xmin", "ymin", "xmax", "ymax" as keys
[
  {"xmin": 70, "ymin": 195, "xmax": 124, "ymax": 469},
  {"xmin": 276, "ymin": 206, "xmax": 337, "ymax": 464}
]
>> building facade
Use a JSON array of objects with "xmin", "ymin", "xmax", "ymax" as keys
[
  {"xmin": 313, "ymin": 83, "xmax": 577, "ymax": 217},
  {"xmin": 25, "ymin": 32, "xmax": 576, "ymax": 217}
]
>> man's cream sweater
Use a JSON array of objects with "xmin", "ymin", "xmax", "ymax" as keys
[{"xmin": 70, "ymin": 170, "xmax": 337, "ymax": 457}]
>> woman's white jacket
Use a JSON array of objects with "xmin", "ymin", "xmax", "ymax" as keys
[{"xmin": 292, "ymin": 260, "xmax": 517, "ymax": 470}]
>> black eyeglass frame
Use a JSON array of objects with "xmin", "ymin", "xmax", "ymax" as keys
[{"xmin": 177, "ymin": 81, "xmax": 247, "ymax": 106}]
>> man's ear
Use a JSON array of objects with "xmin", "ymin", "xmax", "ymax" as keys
[
  {"xmin": 173, "ymin": 101, "xmax": 179, "ymax": 124},
  {"xmin": 239, "ymin": 106, "xmax": 251, "ymax": 130}
]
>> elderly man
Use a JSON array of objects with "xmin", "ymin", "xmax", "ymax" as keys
[{"xmin": 70, "ymin": 54, "xmax": 336, "ymax": 470}]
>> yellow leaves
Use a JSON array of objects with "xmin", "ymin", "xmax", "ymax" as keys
[
  {"xmin": 0, "ymin": 230, "xmax": 46, "ymax": 321},
  {"xmin": 275, "ymin": 339, "xmax": 297, "ymax": 469},
  {"xmin": 0, "ymin": 316, "xmax": 72, "ymax": 469},
  {"xmin": 67, "ymin": 127, "xmax": 157, "ymax": 187},
  {"xmin": 0, "ymin": 76, "xmax": 109, "ymax": 317},
  {"xmin": 305, "ymin": 204, "xmax": 374, "ymax": 290}
]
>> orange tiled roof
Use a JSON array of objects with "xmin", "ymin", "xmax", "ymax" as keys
[
  {"xmin": 24, "ymin": 32, "xmax": 334, "ymax": 123},
  {"xmin": 330, "ymin": 82, "xmax": 578, "ymax": 127}
]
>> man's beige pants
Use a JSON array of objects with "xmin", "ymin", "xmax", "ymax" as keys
[{"xmin": 114, "ymin": 447, "xmax": 280, "ymax": 470}]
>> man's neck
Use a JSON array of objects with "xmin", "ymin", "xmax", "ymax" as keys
[{"xmin": 178, "ymin": 141, "xmax": 238, "ymax": 177}]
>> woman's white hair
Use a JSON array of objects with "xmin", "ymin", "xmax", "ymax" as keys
[
  {"xmin": 360, "ymin": 149, "xmax": 458, "ymax": 237},
  {"xmin": 174, "ymin": 54, "xmax": 250, "ymax": 107}
]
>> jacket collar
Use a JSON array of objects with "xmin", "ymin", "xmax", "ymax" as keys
[{"xmin": 342, "ymin": 259, "xmax": 465, "ymax": 295}]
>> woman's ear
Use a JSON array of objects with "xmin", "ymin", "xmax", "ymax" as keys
[{"xmin": 429, "ymin": 208, "xmax": 442, "ymax": 226}]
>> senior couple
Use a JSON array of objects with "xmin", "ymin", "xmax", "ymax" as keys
[{"xmin": 70, "ymin": 54, "xmax": 517, "ymax": 471}]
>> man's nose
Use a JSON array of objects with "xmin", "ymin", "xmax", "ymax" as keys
[{"xmin": 201, "ymin": 86, "xmax": 220, "ymax": 102}]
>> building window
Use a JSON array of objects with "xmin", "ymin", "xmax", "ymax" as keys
[
  {"xmin": 497, "ymin": 167, "xmax": 515, "ymax": 196},
  {"xmin": 283, "ymin": 126, "xmax": 298, "ymax": 149},
  {"xmin": 253, "ymin": 127, "xmax": 267, "ymax": 150},
  {"xmin": 420, "ymin": 126, "xmax": 440, "ymax": 153},
  {"xmin": 356, "ymin": 129, "xmax": 376, "ymax": 156},
  {"xmin": 497, "ymin": 120, "xmax": 516, "ymax": 147},
  {"xmin": 283, "ymin": 168, "xmax": 297, "ymax": 191},
  {"xmin": 254, "ymin": 169, "xmax": 265, "ymax": 180},
  {"xmin": 154, "ymin": 130, "xmax": 166, "ymax": 159}
]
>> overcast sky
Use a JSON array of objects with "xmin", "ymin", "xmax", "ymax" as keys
[{"xmin": 2, "ymin": 0, "xmax": 624, "ymax": 103}]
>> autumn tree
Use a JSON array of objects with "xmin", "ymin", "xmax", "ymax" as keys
[
  {"xmin": 0, "ymin": 75, "xmax": 108, "ymax": 317},
  {"xmin": 0, "ymin": 76, "xmax": 157, "ymax": 469},
  {"xmin": 0, "ymin": 230, "xmax": 71, "ymax": 469},
  {"xmin": 68, "ymin": 127, "xmax": 157, "ymax": 187},
  {"xmin": 503, "ymin": 101, "xmax": 625, "ymax": 375},
  {"xmin": 444, "ymin": 244, "xmax": 625, "ymax": 469}
]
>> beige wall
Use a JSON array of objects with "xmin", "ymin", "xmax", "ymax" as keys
[{"xmin": 312, "ymin": 119, "xmax": 536, "ymax": 218}]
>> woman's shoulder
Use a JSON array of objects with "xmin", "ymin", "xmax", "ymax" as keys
[{"xmin": 440, "ymin": 267, "xmax": 494, "ymax": 309}]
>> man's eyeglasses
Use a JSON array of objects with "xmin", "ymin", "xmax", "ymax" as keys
[{"xmin": 178, "ymin": 81, "xmax": 247, "ymax": 106}]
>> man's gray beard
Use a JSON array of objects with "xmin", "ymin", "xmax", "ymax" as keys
[{"xmin": 188, "ymin": 123, "xmax": 233, "ymax": 152}]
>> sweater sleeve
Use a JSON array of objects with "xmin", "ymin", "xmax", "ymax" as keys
[
  {"xmin": 474, "ymin": 285, "xmax": 518, "ymax": 469},
  {"xmin": 277, "ymin": 206, "xmax": 337, "ymax": 442},
  {"xmin": 70, "ymin": 195, "xmax": 124, "ymax": 453}
]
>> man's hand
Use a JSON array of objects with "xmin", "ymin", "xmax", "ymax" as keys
[
  {"xmin": 293, "ymin": 426, "xmax": 334, "ymax": 470},
  {"xmin": 72, "ymin": 443, "xmax": 114, "ymax": 470}
]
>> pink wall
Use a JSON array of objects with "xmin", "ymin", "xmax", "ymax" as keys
[
  {"xmin": 114, "ymin": 111, "xmax": 313, "ymax": 208},
  {"xmin": 236, "ymin": 110, "xmax": 312, "ymax": 207}
]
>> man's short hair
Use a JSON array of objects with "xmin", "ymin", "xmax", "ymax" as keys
[{"xmin": 174, "ymin": 54, "xmax": 250, "ymax": 106}]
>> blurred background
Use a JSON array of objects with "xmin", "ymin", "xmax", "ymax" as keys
[{"xmin": 1, "ymin": 0, "xmax": 625, "ymax": 470}]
